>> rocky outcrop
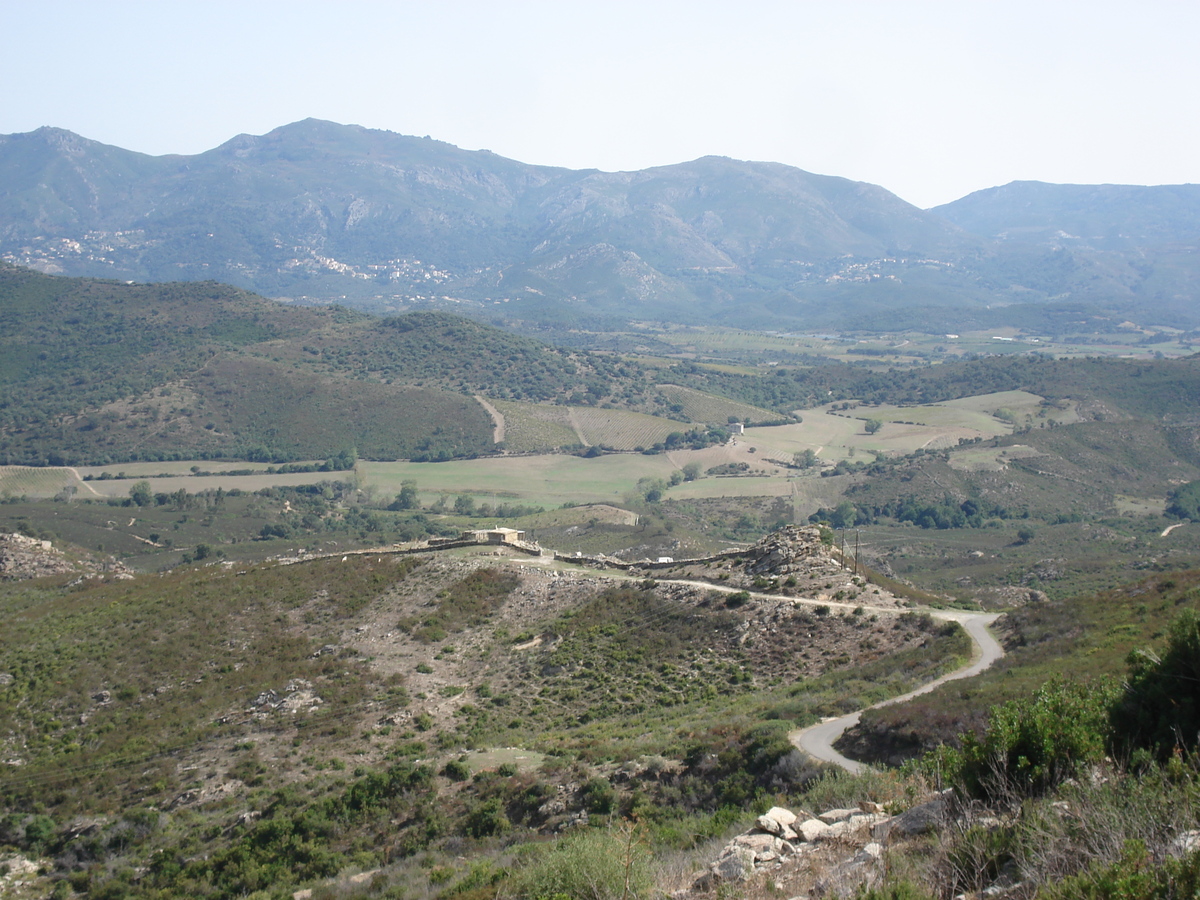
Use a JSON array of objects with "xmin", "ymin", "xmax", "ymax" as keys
[
  {"xmin": 696, "ymin": 802, "xmax": 894, "ymax": 892},
  {"xmin": 0, "ymin": 533, "xmax": 75, "ymax": 580},
  {"xmin": 741, "ymin": 525, "xmax": 834, "ymax": 576}
]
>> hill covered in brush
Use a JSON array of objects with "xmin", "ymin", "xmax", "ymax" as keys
[{"xmin": 0, "ymin": 265, "xmax": 687, "ymax": 465}]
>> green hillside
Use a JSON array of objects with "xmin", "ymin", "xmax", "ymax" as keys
[{"xmin": 0, "ymin": 267, "xmax": 726, "ymax": 465}]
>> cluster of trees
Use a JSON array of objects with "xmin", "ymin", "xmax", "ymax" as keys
[
  {"xmin": 640, "ymin": 426, "xmax": 729, "ymax": 455},
  {"xmin": 811, "ymin": 496, "xmax": 1023, "ymax": 530},
  {"xmin": 634, "ymin": 464, "xmax": 703, "ymax": 502},
  {"xmin": 1167, "ymin": 479, "xmax": 1200, "ymax": 520}
]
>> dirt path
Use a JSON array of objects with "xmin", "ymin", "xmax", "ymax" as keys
[
  {"xmin": 789, "ymin": 609, "xmax": 1004, "ymax": 773},
  {"xmin": 474, "ymin": 396, "xmax": 506, "ymax": 444},
  {"xmin": 68, "ymin": 467, "xmax": 103, "ymax": 497},
  {"xmin": 1162, "ymin": 522, "xmax": 1187, "ymax": 538},
  {"xmin": 565, "ymin": 409, "xmax": 590, "ymax": 446}
]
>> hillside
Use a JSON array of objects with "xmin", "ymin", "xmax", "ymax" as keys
[
  {"xmin": 933, "ymin": 181, "xmax": 1200, "ymax": 325},
  {"xmin": 5, "ymin": 121, "xmax": 1197, "ymax": 329},
  {"xmin": 0, "ymin": 266, "xmax": 752, "ymax": 465},
  {"xmin": 0, "ymin": 538, "xmax": 971, "ymax": 899}
]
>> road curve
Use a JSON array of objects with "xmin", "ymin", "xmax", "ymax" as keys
[{"xmin": 791, "ymin": 610, "xmax": 1004, "ymax": 773}]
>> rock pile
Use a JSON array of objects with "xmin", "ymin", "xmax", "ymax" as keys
[
  {"xmin": 741, "ymin": 525, "xmax": 838, "ymax": 577},
  {"xmin": 0, "ymin": 532, "xmax": 75, "ymax": 580},
  {"xmin": 694, "ymin": 796, "xmax": 951, "ymax": 895}
]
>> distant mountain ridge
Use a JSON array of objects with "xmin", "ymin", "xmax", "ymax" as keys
[
  {"xmin": 2, "ymin": 120, "xmax": 1198, "ymax": 328},
  {"xmin": 934, "ymin": 181, "xmax": 1200, "ymax": 250}
]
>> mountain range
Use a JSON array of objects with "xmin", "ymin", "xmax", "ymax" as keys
[{"xmin": 2, "ymin": 119, "xmax": 1197, "ymax": 329}]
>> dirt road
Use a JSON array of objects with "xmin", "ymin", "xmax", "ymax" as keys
[{"xmin": 790, "ymin": 609, "xmax": 1003, "ymax": 773}]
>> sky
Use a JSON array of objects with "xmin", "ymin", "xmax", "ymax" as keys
[{"xmin": 4, "ymin": 0, "xmax": 1198, "ymax": 208}]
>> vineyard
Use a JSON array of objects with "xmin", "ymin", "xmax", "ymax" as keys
[
  {"xmin": 0, "ymin": 466, "xmax": 85, "ymax": 499},
  {"xmin": 655, "ymin": 383, "xmax": 780, "ymax": 425},
  {"xmin": 568, "ymin": 407, "xmax": 691, "ymax": 449},
  {"xmin": 488, "ymin": 401, "xmax": 692, "ymax": 452},
  {"xmin": 489, "ymin": 401, "xmax": 579, "ymax": 453}
]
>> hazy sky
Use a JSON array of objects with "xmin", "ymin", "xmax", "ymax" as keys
[{"xmin": 5, "ymin": 1, "xmax": 1197, "ymax": 208}]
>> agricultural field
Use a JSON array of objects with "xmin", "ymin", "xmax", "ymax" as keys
[
  {"xmin": 75, "ymin": 460, "xmax": 290, "ymax": 478},
  {"xmin": 568, "ymin": 406, "xmax": 692, "ymax": 449},
  {"xmin": 654, "ymin": 383, "xmax": 781, "ymax": 425},
  {"xmin": 638, "ymin": 323, "xmax": 1199, "ymax": 366},
  {"xmin": 0, "ymin": 466, "xmax": 87, "ymax": 499},
  {"xmin": 77, "ymin": 471, "xmax": 354, "ymax": 499},
  {"xmin": 487, "ymin": 401, "xmax": 693, "ymax": 452},
  {"xmin": 0, "ymin": 462, "xmax": 355, "ymax": 501},
  {"xmin": 359, "ymin": 454, "xmax": 685, "ymax": 508},
  {"xmin": 489, "ymin": 400, "xmax": 579, "ymax": 452}
]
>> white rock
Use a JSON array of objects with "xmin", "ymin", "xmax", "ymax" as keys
[
  {"xmin": 1171, "ymin": 830, "xmax": 1200, "ymax": 857},
  {"xmin": 712, "ymin": 847, "xmax": 756, "ymax": 882},
  {"xmin": 756, "ymin": 815, "xmax": 783, "ymax": 835},
  {"xmin": 857, "ymin": 842, "xmax": 884, "ymax": 861},
  {"xmin": 796, "ymin": 818, "xmax": 832, "ymax": 842},
  {"xmin": 764, "ymin": 805, "xmax": 798, "ymax": 827}
]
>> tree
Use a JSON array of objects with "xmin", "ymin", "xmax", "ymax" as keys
[
  {"xmin": 794, "ymin": 449, "xmax": 819, "ymax": 469},
  {"xmin": 129, "ymin": 480, "xmax": 153, "ymax": 507},
  {"xmin": 864, "ymin": 418, "xmax": 883, "ymax": 435},
  {"xmin": 453, "ymin": 494, "xmax": 475, "ymax": 516},
  {"xmin": 390, "ymin": 479, "xmax": 419, "ymax": 510},
  {"xmin": 1166, "ymin": 479, "xmax": 1200, "ymax": 520},
  {"xmin": 955, "ymin": 677, "xmax": 1117, "ymax": 800},
  {"xmin": 681, "ymin": 462, "xmax": 702, "ymax": 481},
  {"xmin": 1016, "ymin": 527, "xmax": 1036, "ymax": 545}
]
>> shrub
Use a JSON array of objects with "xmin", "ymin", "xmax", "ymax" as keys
[
  {"xmin": 464, "ymin": 797, "xmax": 510, "ymax": 838},
  {"xmin": 1111, "ymin": 610, "xmax": 1200, "ymax": 760},
  {"xmin": 725, "ymin": 591, "xmax": 751, "ymax": 608},
  {"xmin": 956, "ymin": 678, "xmax": 1118, "ymax": 802},
  {"xmin": 1038, "ymin": 840, "xmax": 1200, "ymax": 900},
  {"xmin": 511, "ymin": 826, "xmax": 653, "ymax": 900},
  {"xmin": 581, "ymin": 777, "xmax": 616, "ymax": 815}
]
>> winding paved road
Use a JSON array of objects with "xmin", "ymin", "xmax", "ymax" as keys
[{"xmin": 790, "ymin": 609, "xmax": 1003, "ymax": 773}]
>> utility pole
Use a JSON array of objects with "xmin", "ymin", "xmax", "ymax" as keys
[
  {"xmin": 840, "ymin": 529, "xmax": 846, "ymax": 569},
  {"xmin": 855, "ymin": 529, "xmax": 860, "ymax": 577}
]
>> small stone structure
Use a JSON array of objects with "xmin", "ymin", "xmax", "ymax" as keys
[{"xmin": 461, "ymin": 527, "xmax": 526, "ymax": 544}]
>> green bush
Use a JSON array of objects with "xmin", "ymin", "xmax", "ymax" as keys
[
  {"xmin": 956, "ymin": 677, "xmax": 1118, "ymax": 801},
  {"xmin": 1038, "ymin": 841, "xmax": 1200, "ymax": 900},
  {"xmin": 1111, "ymin": 610, "xmax": 1200, "ymax": 760},
  {"xmin": 464, "ymin": 797, "xmax": 510, "ymax": 838},
  {"xmin": 581, "ymin": 777, "xmax": 616, "ymax": 815},
  {"xmin": 512, "ymin": 827, "xmax": 653, "ymax": 900}
]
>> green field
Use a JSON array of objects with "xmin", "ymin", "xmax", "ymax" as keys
[
  {"xmin": 359, "ymin": 454, "xmax": 684, "ymax": 508},
  {"xmin": 642, "ymin": 324, "xmax": 1199, "ymax": 367}
]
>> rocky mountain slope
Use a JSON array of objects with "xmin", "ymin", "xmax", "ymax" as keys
[{"xmin": 5, "ymin": 120, "xmax": 1195, "ymax": 329}]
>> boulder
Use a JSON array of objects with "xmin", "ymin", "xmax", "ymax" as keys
[
  {"xmin": 712, "ymin": 846, "xmax": 757, "ymax": 882},
  {"xmin": 764, "ymin": 806, "xmax": 798, "ymax": 827},
  {"xmin": 733, "ymin": 833, "xmax": 778, "ymax": 858},
  {"xmin": 756, "ymin": 814, "xmax": 783, "ymax": 835},
  {"xmin": 873, "ymin": 794, "xmax": 950, "ymax": 840},
  {"xmin": 796, "ymin": 818, "xmax": 832, "ymax": 842}
]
